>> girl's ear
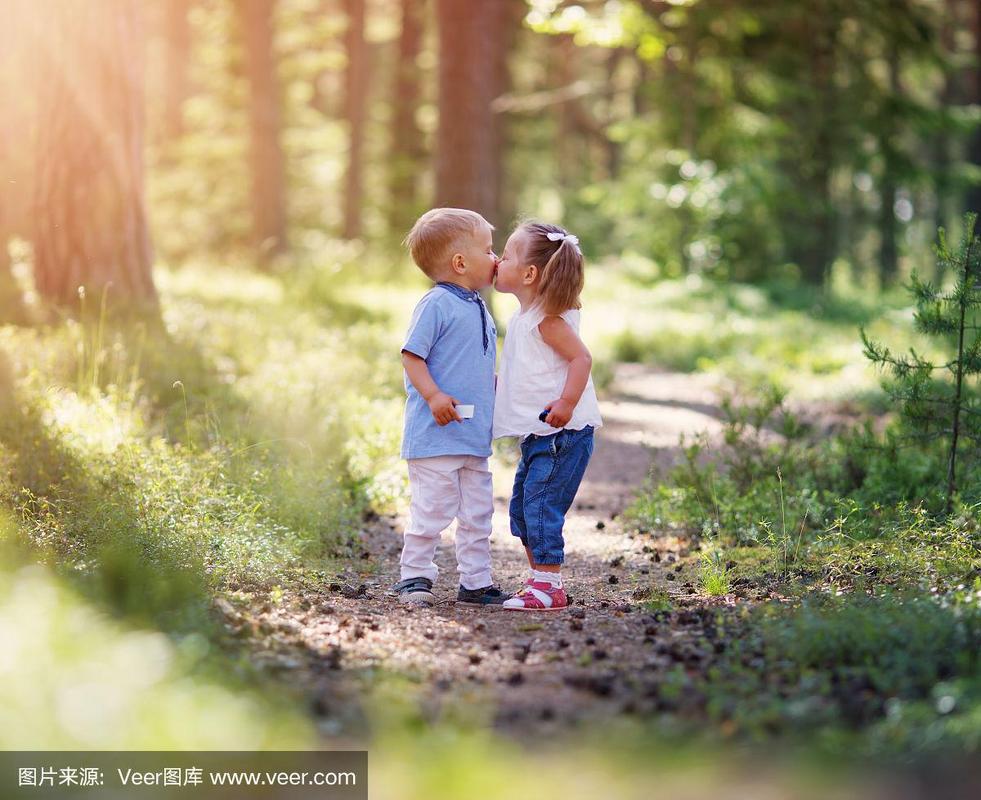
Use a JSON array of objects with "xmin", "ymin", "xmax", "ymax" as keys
[{"xmin": 522, "ymin": 264, "xmax": 539, "ymax": 285}]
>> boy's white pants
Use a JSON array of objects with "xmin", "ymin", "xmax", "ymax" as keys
[{"xmin": 401, "ymin": 454, "xmax": 494, "ymax": 590}]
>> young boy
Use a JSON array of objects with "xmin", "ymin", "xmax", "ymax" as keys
[{"xmin": 394, "ymin": 208, "xmax": 510, "ymax": 607}]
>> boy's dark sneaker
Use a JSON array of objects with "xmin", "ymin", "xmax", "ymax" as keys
[
  {"xmin": 393, "ymin": 576, "xmax": 435, "ymax": 606},
  {"xmin": 457, "ymin": 585, "xmax": 511, "ymax": 605}
]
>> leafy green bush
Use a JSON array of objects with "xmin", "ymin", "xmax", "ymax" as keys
[
  {"xmin": 626, "ymin": 386, "xmax": 829, "ymax": 546},
  {"xmin": 0, "ymin": 262, "xmax": 406, "ymax": 633},
  {"xmin": 627, "ymin": 381, "xmax": 979, "ymax": 553}
]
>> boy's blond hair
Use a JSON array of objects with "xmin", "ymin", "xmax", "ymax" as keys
[{"xmin": 404, "ymin": 208, "xmax": 491, "ymax": 279}]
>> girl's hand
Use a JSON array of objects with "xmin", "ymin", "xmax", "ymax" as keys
[
  {"xmin": 543, "ymin": 398, "xmax": 575, "ymax": 428},
  {"xmin": 428, "ymin": 392, "xmax": 462, "ymax": 425}
]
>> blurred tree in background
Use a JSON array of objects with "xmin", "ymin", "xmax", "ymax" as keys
[
  {"xmin": 534, "ymin": 0, "xmax": 961, "ymax": 285},
  {"xmin": 342, "ymin": 0, "xmax": 368, "ymax": 240},
  {"xmin": 162, "ymin": 0, "xmax": 193, "ymax": 141},
  {"xmin": 0, "ymin": 2, "xmax": 27, "ymax": 317},
  {"xmin": 434, "ymin": 0, "xmax": 518, "ymax": 235},
  {"xmin": 22, "ymin": 0, "xmax": 156, "ymax": 308},
  {"xmin": 965, "ymin": 0, "xmax": 981, "ymax": 220},
  {"xmin": 388, "ymin": 0, "xmax": 427, "ymax": 233},
  {"xmin": 0, "ymin": 0, "xmax": 980, "ymax": 303},
  {"xmin": 237, "ymin": 0, "xmax": 289, "ymax": 261}
]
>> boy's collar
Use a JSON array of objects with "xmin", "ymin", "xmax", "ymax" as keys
[{"xmin": 435, "ymin": 280, "xmax": 480, "ymax": 297}]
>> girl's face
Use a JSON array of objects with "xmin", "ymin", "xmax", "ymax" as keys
[{"xmin": 494, "ymin": 229, "xmax": 532, "ymax": 295}]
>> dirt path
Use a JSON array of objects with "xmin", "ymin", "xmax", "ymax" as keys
[{"xmin": 230, "ymin": 365, "xmax": 740, "ymax": 738}]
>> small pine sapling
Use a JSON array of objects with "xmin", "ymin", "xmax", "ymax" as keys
[{"xmin": 861, "ymin": 213, "xmax": 981, "ymax": 514}]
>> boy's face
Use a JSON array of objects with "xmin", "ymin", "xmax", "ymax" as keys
[
  {"xmin": 493, "ymin": 230, "xmax": 529, "ymax": 295},
  {"xmin": 451, "ymin": 222, "xmax": 497, "ymax": 290}
]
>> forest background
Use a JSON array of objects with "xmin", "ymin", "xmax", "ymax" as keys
[{"xmin": 0, "ymin": 1, "xmax": 980, "ymax": 797}]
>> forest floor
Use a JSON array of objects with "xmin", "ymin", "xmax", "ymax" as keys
[{"xmin": 219, "ymin": 364, "xmax": 786, "ymax": 739}]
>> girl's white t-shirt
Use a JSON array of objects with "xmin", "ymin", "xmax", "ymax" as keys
[{"xmin": 493, "ymin": 304, "xmax": 603, "ymax": 439}]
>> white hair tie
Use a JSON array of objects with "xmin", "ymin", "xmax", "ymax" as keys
[{"xmin": 545, "ymin": 231, "xmax": 581, "ymax": 253}]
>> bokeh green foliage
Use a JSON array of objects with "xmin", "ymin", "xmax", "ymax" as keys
[
  {"xmin": 521, "ymin": 0, "xmax": 968, "ymax": 286},
  {"xmin": 0, "ymin": 556, "xmax": 313, "ymax": 749},
  {"xmin": 0, "ymin": 254, "xmax": 408, "ymax": 747},
  {"xmin": 699, "ymin": 585, "xmax": 981, "ymax": 753},
  {"xmin": 130, "ymin": 0, "xmax": 978, "ymax": 290},
  {"xmin": 583, "ymin": 267, "xmax": 921, "ymax": 402}
]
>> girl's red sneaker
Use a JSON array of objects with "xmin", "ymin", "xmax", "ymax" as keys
[{"xmin": 502, "ymin": 579, "xmax": 568, "ymax": 611}]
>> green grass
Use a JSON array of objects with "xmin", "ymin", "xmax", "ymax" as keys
[
  {"xmin": 2, "ymin": 261, "xmax": 406, "ymax": 593},
  {"xmin": 584, "ymin": 266, "xmax": 925, "ymax": 403},
  {"xmin": 0, "ymin": 522, "xmax": 313, "ymax": 749},
  {"xmin": 698, "ymin": 551, "xmax": 733, "ymax": 596},
  {"xmin": 699, "ymin": 587, "xmax": 981, "ymax": 754},
  {"xmin": 620, "ymin": 344, "xmax": 981, "ymax": 758},
  {"xmin": 0, "ymin": 255, "xmax": 409, "ymax": 748},
  {"xmin": 633, "ymin": 585, "xmax": 674, "ymax": 613}
]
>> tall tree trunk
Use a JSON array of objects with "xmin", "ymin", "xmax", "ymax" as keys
[
  {"xmin": 604, "ymin": 47, "xmax": 624, "ymax": 180},
  {"xmin": 793, "ymin": 9, "xmax": 838, "ymax": 286},
  {"xmin": 435, "ymin": 0, "xmax": 505, "ymax": 220},
  {"xmin": 163, "ymin": 0, "xmax": 192, "ymax": 141},
  {"xmin": 681, "ymin": 18, "xmax": 697, "ymax": 156},
  {"xmin": 0, "ymin": 2, "xmax": 14, "ymax": 298},
  {"xmin": 488, "ymin": 0, "xmax": 522, "ymax": 233},
  {"xmin": 343, "ymin": 0, "xmax": 368, "ymax": 240},
  {"xmin": 933, "ymin": 0, "xmax": 960, "ymax": 235},
  {"xmin": 632, "ymin": 52, "xmax": 650, "ymax": 117},
  {"xmin": 0, "ymin": 171, "xmax": 15, "ymax": 317},
  {"xmin": 965, "ymin": 0, "xmax": 981, "ymax": 217},
  {"xmin": 435, "ymin": 0, "xmax": 514, "ymax": 316},
  {"xmin": 0, "ymin": 0, "xmax": 30, "ymax": 321},
  {"xmin": 238, "ymin": 0, "xmax": 288, "ymax": 261},
  {"xmin": 878, "ymin": 41, "xmax": 901, "ymax": 286},
  {"xmin": 32, "ymin": 0, "xmax": 156, "ymax": 308},
  {"xmin": 552, "ymin": 34, "xmax": 609, "ymax": 190},
  {"xmin": 553, "ymin": 34, "xmax": 580, "ymax": 191},
  {"xmin": 388, "ymin": 0, "xmax": 425, "ymax": 234}
]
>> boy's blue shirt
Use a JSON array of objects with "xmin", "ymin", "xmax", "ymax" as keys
[{"xmin": 401, "ymin": 285, "xmax": 496, "ymax": 460}]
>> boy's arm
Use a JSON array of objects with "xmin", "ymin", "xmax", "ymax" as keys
[
  {"xmin": 401, "ymin": 350, "xmax": 462, "ymax": 425},
  {"xmin": 538, "ymin": 316, "xmax": 593, "ymax": 428}
]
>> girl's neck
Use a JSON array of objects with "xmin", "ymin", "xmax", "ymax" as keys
[{"xmin": 515, "ymin": 286, "xmax": 539, "ymax": 311}]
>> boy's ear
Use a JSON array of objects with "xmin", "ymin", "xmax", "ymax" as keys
[{"xmin": 450, "ymin": 252, "xmax": 466, "ymax": 274}]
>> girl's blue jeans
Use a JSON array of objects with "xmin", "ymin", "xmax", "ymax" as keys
[{"xmin": 509, "ymin": 426, "xmax": 594, "ymax": 565}]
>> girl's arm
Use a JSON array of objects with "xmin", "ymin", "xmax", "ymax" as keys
[
  {"xmin": 401, "ymin": 351, "xmax": 462, "ymax": 425},
  {"xmin": 538, "ymin": 316, "xmax": 593, "ymax": 428}
]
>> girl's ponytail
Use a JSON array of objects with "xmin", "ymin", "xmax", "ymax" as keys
[{"xmin": 520, "ymin": 221, "xmax": 585, "ymax": 316}]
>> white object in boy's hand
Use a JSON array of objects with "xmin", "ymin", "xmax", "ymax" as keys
[{"xmin": 455, "ymin": 404, "xmax": 475, "ymax": 419}]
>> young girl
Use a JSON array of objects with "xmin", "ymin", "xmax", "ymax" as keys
[{"xmin": 492, "ymin": 221, "xmax": 602, "ymax": 611}]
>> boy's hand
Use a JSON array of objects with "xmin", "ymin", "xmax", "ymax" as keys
[
  {"xmin": 543, "ymin": 398, "xmax": 575, "ymax": 428},
  {"xmin": 428, "ymin": 391, "xmax": 462, "ymax": 425}
]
